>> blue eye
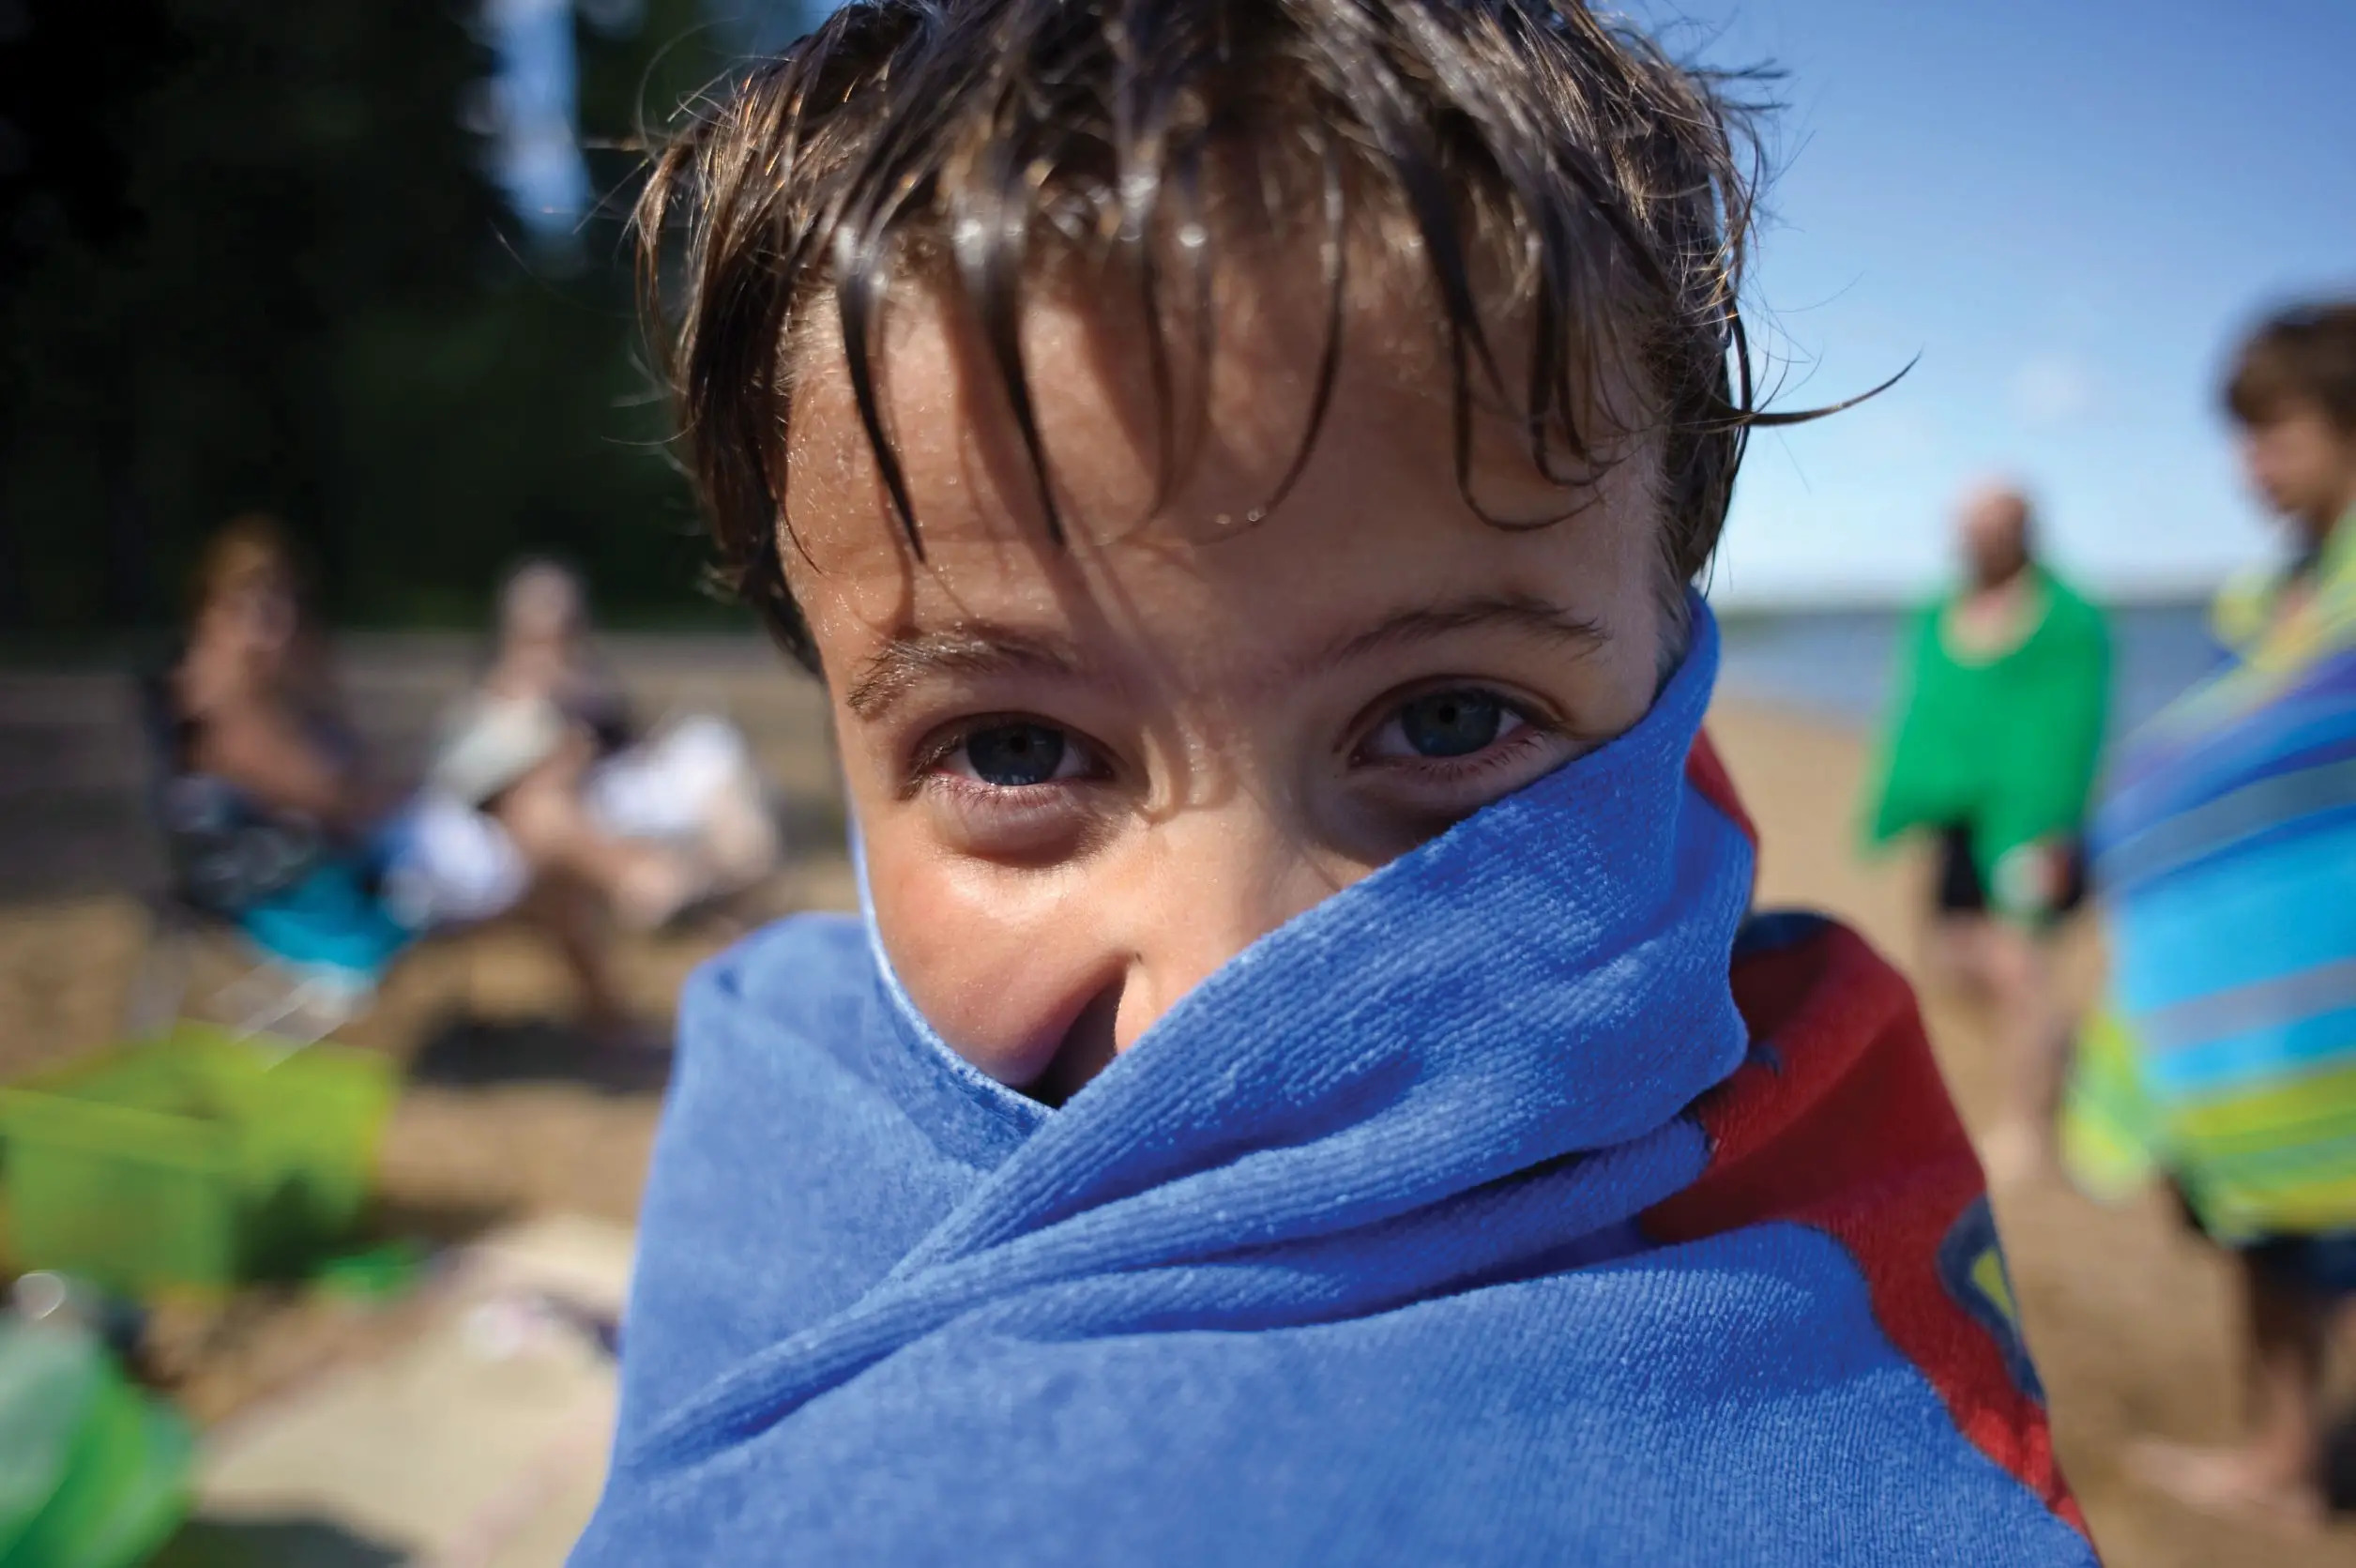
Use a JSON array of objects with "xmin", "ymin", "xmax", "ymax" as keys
[
  {"xmin": 961, "ymin": 723, "xmax": 1070, "ymax": 786},
  {"xmin": 1358, "ymin": 687, "xmax": 1533, "ymax": 769},
  {"xmin": 1395, "ymin": 690, "xmax": 1506, "ymax": 758}
]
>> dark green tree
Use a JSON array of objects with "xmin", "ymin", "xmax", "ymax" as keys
[{"xmin": 0, "ymin": 0, "xmax": 725, "ymax": 635}]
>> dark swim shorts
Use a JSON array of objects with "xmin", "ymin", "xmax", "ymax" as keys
[
  {"xmin": 1933, "ymin": 824, "xmax": 2088, "ymax": 923},
  {"xmin": 2168, "ymin": 1184, "xmax": 2356, "ymax": 1298}
]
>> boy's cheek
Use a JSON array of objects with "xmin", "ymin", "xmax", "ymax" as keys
[{"xmin": 865, "ymin": 835, "xmax": 1114, "ymax": 1088}]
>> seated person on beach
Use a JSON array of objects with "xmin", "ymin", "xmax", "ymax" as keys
[
  {"xmin": 430, "ymin": 558, "xmax": 780, "ymax": 904},
  {"xmin": 2064, "ymin": 302, "xmax": 2356, "ymax": 1534},
  {"xmin": 1862, "ymin": 484, "xmax": 2109, "ymax": 1182},
  {"xmin": 577, "ymin": 3, "xmax": 2093, "ymax": 1562},
  {"xmin": 164, "ymin": 519, "xmax": 696, "ymax": 1005}
]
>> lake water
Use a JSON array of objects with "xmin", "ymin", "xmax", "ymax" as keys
[{"xmin": 1714, "ymin": 601, "xmax": 2222, "ymax": 738}]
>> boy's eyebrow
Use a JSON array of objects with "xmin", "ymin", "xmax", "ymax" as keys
[
  {"xmin": 845, "ymin": 626, "xmax": 1088, "ymax": 719},
  {"xmin": 844, "ymin": 595, "xmax": 1606, "ymax": 719},
  {"xmin": 1311, "ymin": 593, "xmax": 1608, "ymax": 672}
]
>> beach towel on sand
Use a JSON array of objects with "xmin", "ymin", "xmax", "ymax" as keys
[{"xmin": 574, "ymin": 606, "xmax": 2090, "ymax": 1567}]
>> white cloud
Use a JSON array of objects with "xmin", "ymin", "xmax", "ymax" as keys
[{"xmin": 2010, "ymin": 354, "xmax": 2100, "ymax": 427}]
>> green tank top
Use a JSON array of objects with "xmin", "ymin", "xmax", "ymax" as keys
[{"xmin": 1862, "ymin": 567, "xmax": 2111, "ymax": 890}]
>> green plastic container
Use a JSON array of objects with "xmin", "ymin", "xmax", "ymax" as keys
[
  {"xmin": 0, "ymin": 1320, "xmax": 191, "ymax": 1568},
  {"xmin": 0, "ymin": 1026, "xmax": 397, "ymax": 1294}
]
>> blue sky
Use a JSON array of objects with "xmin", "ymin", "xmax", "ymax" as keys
[
  {"xmin": 1623, "ymin": 0, "xmax": 2356, "ymax": 603},
  {"xmin": 483, "ymin": 0, "xmax": 591, "ymax": 237}
]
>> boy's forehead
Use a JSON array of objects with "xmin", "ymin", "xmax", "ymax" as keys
[
  {"xmin": 769, "ymin": 250, "xmax": 1672, "ymax": 709},
  {"xmin": 779, "ymin": 240, "xmax": 1659, "ymax": 586}
]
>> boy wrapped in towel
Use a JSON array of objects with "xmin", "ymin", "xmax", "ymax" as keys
[{"xmin": 576, "ymin": 2, "xmax": 2095, "ymax": 1562}]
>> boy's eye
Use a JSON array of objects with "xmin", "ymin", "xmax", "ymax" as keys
[
  {"xmin": 950, "ymin": 722, "xmax": 1086, "ymax": 787},
  {"xmin": 1363, "ymin": 689, "xmax": 1528, "ymax": 763}
]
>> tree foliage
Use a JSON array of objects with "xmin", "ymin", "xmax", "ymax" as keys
[{"xmin": 0, "ymin": 0, "xmax": 734, "ymax": 631}]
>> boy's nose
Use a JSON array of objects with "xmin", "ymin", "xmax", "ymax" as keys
[{"xmin": 1103, "ymin": 802, "xmax": 1351, "ymax": 1052}]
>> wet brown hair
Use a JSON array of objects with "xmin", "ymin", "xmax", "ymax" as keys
[
  {"xmin": 638, "ymin": 0, "xmax": 1840, "ymax": 673},
  {"xmin": 2227, "ymin": 301, "xmax": 2356, "ymax": 434}
]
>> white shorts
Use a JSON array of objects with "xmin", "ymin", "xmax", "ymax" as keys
[
  {"xmin": 376, "ymin": 791, "xmax": 532, "ymax": 929},
  {"xmin": 583, "ymin": 715, "xmax": 757, "ymax": 845}
]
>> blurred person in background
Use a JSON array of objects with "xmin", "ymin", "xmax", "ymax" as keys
[
  {"xmin": 166, "ymin": 515, "xmax": 432, "ymax": 982},
  {"xmin": 164, "ymin": 518, "xmax": 697, "ymax": 1021},
  {"xmin": 1863, "ymin": 482, "xmax": 2111, "ymax": 1185},
  {"xmin": 432, "ymin": 558, "xmax": 781, "ymax": 906},
  {"xmin": 2064, "ymin": 302, "xmax": 2356, "ymax": 1533}
]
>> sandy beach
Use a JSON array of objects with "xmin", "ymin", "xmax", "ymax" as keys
[{"xmin": 0, "ymin": 643, "xmax": 2347, "ymax": 1566}]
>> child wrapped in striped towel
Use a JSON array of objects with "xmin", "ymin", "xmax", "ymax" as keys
[{"xmin": 2065, "ymin": 300, "xmax": 2356, "ymax": 1531}]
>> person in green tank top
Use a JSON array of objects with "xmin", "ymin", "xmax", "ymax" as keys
[{"xmin": 1863, "ymin": 483, "xmax": 2111, "ymax": 1185}]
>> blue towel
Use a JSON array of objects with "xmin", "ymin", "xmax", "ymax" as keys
[{"xmin": 575, "ymin": 606, "xmax": 2090, "ymax": 1566}]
